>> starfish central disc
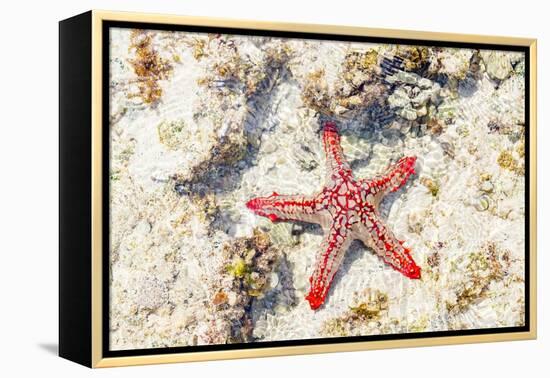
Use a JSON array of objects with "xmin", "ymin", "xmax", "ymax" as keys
[{"xmin": 246, "ymin": 121, "xmax": 421, "ymax": 310}]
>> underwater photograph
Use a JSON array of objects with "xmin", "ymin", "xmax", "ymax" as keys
[{"xmin": 107, "ymin": 26, "xmax": 527, "ymax": 351}]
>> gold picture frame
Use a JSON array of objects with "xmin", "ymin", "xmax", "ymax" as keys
[{"xmin": 59, "ymin": 10, "xmax": 537, "ymax": 368}]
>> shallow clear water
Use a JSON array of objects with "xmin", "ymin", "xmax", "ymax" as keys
[{"xmin": 108, "ymin": 28, "xmax": 526, "ymax": 350}]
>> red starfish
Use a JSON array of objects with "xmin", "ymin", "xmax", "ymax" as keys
[{"xmin": 246, "ymin": 122, "xmax": 421, "ymax": 310}]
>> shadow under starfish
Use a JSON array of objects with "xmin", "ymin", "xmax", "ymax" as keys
[{"xmin": 246, "ymin": 121, "xmax": 421, "ymax": 310}]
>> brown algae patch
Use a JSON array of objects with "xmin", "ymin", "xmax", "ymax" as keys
[
  {"xmin": 198, "ymin": 39, "xmax": 293, "ymax": 96},
  {"xmin": 186, "ymin": 37, "xmax": 208, "ymax": 61},
  {"xmin": 420, "ymin": 177, "xmax": 440, "ymax": 197},
  {"xmin": 395, "ymin": 45, "xmax": 431, "ymax": 72},
  {"xmin": 322, "ymin": 289, "xmax": 393, "ymax": 337},
  {"xmin": 222, "ymin": 229, "xmax": 276, "ymax": 298},
  {"xmin": 200, "ymin": 229, "xmax": 278, "ymax": 344},
  {"xmin": 128, "ymin": 30, "xmax": 173, "ymax": 105},
  {"xmin": 302, "ymin": 49, "xmax": 387, "ymax": 117},
  {"xmin": 497, "ymin": 149, "xmax": 524, "ymax": 175},
  {"xmin": 446, "ymin": 242, "xmax": 511, "ymax": 315}
]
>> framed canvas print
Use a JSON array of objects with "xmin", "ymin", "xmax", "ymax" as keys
[{"xmin": 59, "ymin": 10, "xmax": 537, "ymax": 368}]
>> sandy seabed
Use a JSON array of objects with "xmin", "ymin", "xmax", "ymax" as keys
[{"xmin": 107, "ymin": 27, "xmax": 526, "ymax": 350}]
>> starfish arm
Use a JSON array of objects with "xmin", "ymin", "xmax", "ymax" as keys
[
  {"xmin": 305, "ymin": 216, "xmax": 352, "ymax": 310},
  {"xmin": 322, "ymin": 122, "xmax": 353, "ymax": 181},
  {"xmin": 359, "ymin": 213, "xmax": 421, "ymax": 279},
  {"xmin": 360, "ymin": 156, "xmax": 417, "ymax": 198},
  {"xmin": 246, "ymin": 192, "xmax": 323, "ymax": 223}
]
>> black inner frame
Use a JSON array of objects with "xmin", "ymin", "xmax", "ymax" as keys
[{"xmin": 102, "ymin": 20, "xmax": 531, "ymax": 358}]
